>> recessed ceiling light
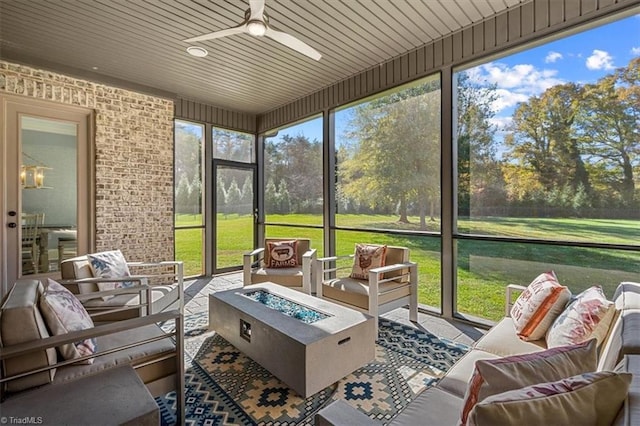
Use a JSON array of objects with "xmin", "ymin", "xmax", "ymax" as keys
[
  {"xmin": 187, "ymin": 46, "xmax": 208, "ymax": 58},
  {"xmin": 92, "ymin": 66, "xmax": 99, "ymax": 70}
]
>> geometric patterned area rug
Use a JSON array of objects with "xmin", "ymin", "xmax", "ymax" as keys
[{"xmin": 156, "ymin": 314, "xmax": 469, "ymax": 425}]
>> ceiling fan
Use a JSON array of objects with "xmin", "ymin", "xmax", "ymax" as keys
[{"xmin": 184, "ymin": 0, "xmax": 322, "ymax": 61}]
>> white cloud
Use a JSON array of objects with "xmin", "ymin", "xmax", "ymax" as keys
[
  {"xmin": 631, "ymin": 47, "xmax": 640, "ymax": 55},
  {"xmin": 479, "ymin": 63, "xmax": 563, "ymax": 93},
  {"xmin": 492, "ymin": 89, "xmax": 529, "ymax": 112},
  {"xmin": 466, "ymin": 62, "xmax": 564, "ymax": 115},
  {"xmin": 489, "ymin": 116, "xmax": 513, "ymax": 131},
  {"xmin": 586, "ymin": 49, "xmax": 615, "ymax": 70},
  {"xmin": 545, "ymin": 51, "xmax": 563, "ymax": 63}
]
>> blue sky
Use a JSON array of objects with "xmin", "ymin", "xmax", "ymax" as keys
[
  {"xmin": 467, "ymin": 13, "xmax": 640, "ymax": 131},
  {"xmin": 270, "ymin": 14, "xmax": 639, "ymax": 144}
]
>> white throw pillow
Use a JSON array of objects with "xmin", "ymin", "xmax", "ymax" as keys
[
  {"xmin": 39, "ymin": 278, "xmax": 97, "ymax": 364},
  {"xmin": 546, "ymin": 285, "xmax": 616, "ymax": 348},
  {"xmin": 88, "ymin": 250, "xmax": 135, "ymax": 299},
  {"xmin": 510, "ymin": 271, "xmax": 571, "ymax": 341}
]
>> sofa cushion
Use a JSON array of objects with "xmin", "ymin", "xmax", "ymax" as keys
[
  {"xmin": 437, "ymin": 349, "xmax": 500, "ymax": 398},
  {"xmin": 472, "ymin": 317, "xmax": 546, "ymax": 357},
  {"xmin": 265, "ymin": 240, "xmax": 299, "ymax": 268},
  {"xmin": 546, "ymin": 285, "xmax": 615, "ymax": 348},
  {"xmin": 389, "ymin": 386, "xmax": 463, "ymax": 426},
  {"xmin": 1, "ymin": 365, "xmax": 159, "ymax": 426},
  {"xmin": 350, "ymin": 244, "xmax": 386, "ymax": 280},
  {"xmin": 468, "ymin": 371, "xmax": 631, "ymax": 426},
  {"xmin": 510, "ymin": 271, "xmax": 571, "ymax": 341},
  {"xmin": 52, "ymin": 323, "xmax": 176, "ymax": 384},
  {"xmin": 0, "ymin": 279, "xmax": 57, "ymax": 392},
  {"xmin": 39, "ymin": 279, "xmax": 97, "ymax": 364},
  {"xmin": 460, "ymin": 339, "xmax": 597, "ymax": 425}
]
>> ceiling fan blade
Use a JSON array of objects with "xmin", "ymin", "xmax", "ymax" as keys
[
  {"xmin": 265, "ymin": 27, "xmax": 322, "ymax": 61},
  {"xmin": 184, "ymin": 25, "xmax": 246, "ymax": 43},
  {"xmin": 249, "ymin": 0, "xmax": 265, "ymax": 21}
]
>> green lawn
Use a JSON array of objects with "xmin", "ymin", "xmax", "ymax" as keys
[{"xmin": 175, "ymin": 213, "xmax": 639, "ymax": 321}]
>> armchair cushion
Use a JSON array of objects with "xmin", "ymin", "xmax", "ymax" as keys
[
  {"xmin": 39, "ymin": 279, "xmax": 97, "ymax": 364},
  {"xmin": 88, "ymin": 250, "xmax": 135, "ymax": 298},
  {"xmin": 322, "ymin": 277, "xmax": 411, "ymax": 310},
  {"xmin": 251, "ymin": 267, "xmax": 305, "ymax": 287},
  {"xmin": 350, "ymin": 244, "xmax": 386, "ymax": 280},
  {"xmin": 0, "ymin": 279, "xmax": 57, "ymax": 392},
  {"xmin": 265, "ymin": 240, "xmax": 299, "ymax": 268}
]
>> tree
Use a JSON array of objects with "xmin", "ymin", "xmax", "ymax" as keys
[
  {"xmin": 213, "ymin": 128, "xmax": 254, "ymax": 162},
  {"xmin": 240, "ymin": 175, "xmax": 253, "ymax": 214},
  {"xmin": 455, "ymin": 72, "xmax": 502, "ymax": 216},
  {"xmin": 277, "ymin": 180, "xmax": 291, "ymax": 213},
  {"xmin": 188, "ymin": 174, "xmax": 201, "ymax": 214},
  {"xmin": 175, "ymin": 173, "xmax": 191, "ymax": 214},
  {"xmin": 338, "ymin": 80, "xmax": 441, "ymax": 229},
  {"xmin": 225, "ymin": 179, "xmax": 242, "ymax": 208},
  {"xmin": 216, "ymin": 174, "xmax": 227, "ymax": 211},
  {"xmin": 264, "ymin": 178, "xmax": 279, "ymax": 213},
  {"xmin": 576, "ymin": 58, "xmax": 639, "ymax": 208},
  {"xmin": 505, "ymin": 83, "xmax": 585, "ymax": 192},
  {"xmin": 264, "ymin": 134, "xmax": 322, "ymax": 213},
  {"xmin": 174, "ymin": 124, "xmax": 202, "ymax": 192}
]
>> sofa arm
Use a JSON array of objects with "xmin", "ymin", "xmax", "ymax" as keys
[
  {"xmin": 315, "ymin": 399, "xmax": 379, "ymax": 426},
  {"xmin": 0, "ymin": 310, "xmax": 182, "ymax": 373},
  {"xmin": 506, "ymin": 284, "xmax": 527, "ymax": 317}
]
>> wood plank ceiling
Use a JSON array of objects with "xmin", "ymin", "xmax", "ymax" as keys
[{"xmin": 0, "ymin": 0, "xmax": 530, "ymax": 114}]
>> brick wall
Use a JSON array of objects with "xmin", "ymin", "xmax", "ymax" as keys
[{"xmin": 1, "ymin": 61, "xmax": 175, "ymax": 262}]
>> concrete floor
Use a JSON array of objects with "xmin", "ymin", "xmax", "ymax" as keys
[{"xmin": 183, "ymin": 272, "xmax": 486, "ymax": 346}]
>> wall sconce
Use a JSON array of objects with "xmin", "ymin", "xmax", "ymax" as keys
[{"xmin": 21, "ymin": 165, "xmax": 51, "ymax": 189}]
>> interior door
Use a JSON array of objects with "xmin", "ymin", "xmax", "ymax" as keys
[
  {"xmin": 213, "ymin": 160, "xmax": 256, "ymax": 273},
  {"xmin": 1, "ymin": 94, "xmax": 93, "ymax": 296}
]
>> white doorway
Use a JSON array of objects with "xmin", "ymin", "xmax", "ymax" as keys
[{"xmin": 1, "ymin": 94, "xmax": 94, "ymax": 297}]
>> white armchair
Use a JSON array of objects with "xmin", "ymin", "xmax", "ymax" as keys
[
  {"xmin": 60, "ymin": 251, "xmax": 184, "ymax": 321},
  {"xmin": 315, "ymin": 244, "xmax": 418, "ymax": 330},
  {"xmin": 243, "ymin": 238, "xmax": 316, "ymax": 294}
]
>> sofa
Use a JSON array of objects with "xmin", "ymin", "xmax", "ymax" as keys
[
  {"xmin": 316, "ymin": 281, "xmax": 640, "ymax": 426},
  {"xmin": 0, "ymin": 278, "xmax": 184, "ymax": 424}
]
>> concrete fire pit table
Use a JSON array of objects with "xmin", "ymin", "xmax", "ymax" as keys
[{"xmin": 208, "ymin": 282, "xmax": 376, "ymax": 397}]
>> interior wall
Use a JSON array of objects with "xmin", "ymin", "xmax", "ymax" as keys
[
  {"xmin": 22, "ymin": 129, "xmax": 77, "ymax": 226},
  {"xmin": 1, "ymin": 60, "xmax": 175, "ymax": 263}
]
